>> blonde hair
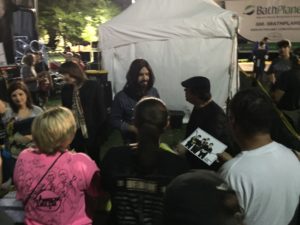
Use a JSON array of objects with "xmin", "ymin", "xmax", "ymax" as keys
[{"xmin": 32, "ymin": 106, "xmax": 76, "ymax": 154}]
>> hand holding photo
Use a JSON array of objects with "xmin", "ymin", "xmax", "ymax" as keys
[{"xmin": 181, "ymin": 128, "xmax": 227, "ymax": 166}]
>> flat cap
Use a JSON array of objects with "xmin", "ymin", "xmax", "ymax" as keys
[{"xmin": 181, "ymin": 76, "xmax": 210, "ymax": 93}]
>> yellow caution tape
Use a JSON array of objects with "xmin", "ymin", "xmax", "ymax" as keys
[{"xmin": 239, "ymin": 65, "xmax": 300, "ymax": 141}]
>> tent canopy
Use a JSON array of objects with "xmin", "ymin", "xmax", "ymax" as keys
[
  {"xmin": 101, "ymin": 0, "xmax": 237, "ymax": 49},
  {"xmin": 100, "ymin": 0, "xmax": 239, "ymax": 114}
]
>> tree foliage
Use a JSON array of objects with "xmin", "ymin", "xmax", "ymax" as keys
[{"xmin": 38, "ymin": 0, "xmax": 120, "ymax": 49}]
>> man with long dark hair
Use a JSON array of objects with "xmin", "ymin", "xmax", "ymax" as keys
[{"xmin": 111, "ymin": 58, "xmax": 159, "ymax": 144}]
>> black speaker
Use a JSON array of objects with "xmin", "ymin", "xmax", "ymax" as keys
[
  {"xmin": 104, "ymin": 81, "xmax": 112, "ymax": 108},
  {"xmin": 87, "ymin": 62, "xmax": 101, "ymax": 70},
  {"xmin": 97, "ymin": 80, "xmax": 112, "ymax": 108},
  {"xmin": 79, "ymin": 52, "xmax": 91, "ymax": 63},
  {"xmin": 169, "ymin": 110, "xmax": 185, "ymax": 129},
  {"xmin": 91, "ymin": 41, "xmax": 99, "ymax": 49}
]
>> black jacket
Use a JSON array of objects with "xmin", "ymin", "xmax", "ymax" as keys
[{"xmin": 61, "ymin": 80, "xmax": 107, "ymax": 146}]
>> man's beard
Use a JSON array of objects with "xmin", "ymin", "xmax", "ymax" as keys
[
  {"xmin": 139, "ymin": 80, "xmax": 149, "ymax": 90},
  {"xmin": 137, "ymin": 80, "xmax": 150, "ymax": 97}
]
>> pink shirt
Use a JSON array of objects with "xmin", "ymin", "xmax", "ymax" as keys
[{"xmin": 13, "ymin": 148, "xmax": 100, "ymax": 225}]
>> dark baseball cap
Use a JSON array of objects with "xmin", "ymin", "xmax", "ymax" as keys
[
  {"xmin": 164, "ymin": 170, "xmax": 239, "ymax": 225},
  {"xmin": 181, "ymin": 76, "xmax": 210, "ymax": 93},
  {"xmin": 277, "ymin": 39, "xmax": 291, "ymax": 48}
]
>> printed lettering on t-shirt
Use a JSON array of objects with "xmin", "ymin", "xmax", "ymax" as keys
[
  {"xmin": 17, "ymin": 163, "xmax": 78, "ymax": 213},
  {"xmin": 34, "ymin": 191, "xmax": 61, "ymax": 211},
  {"xmin": 117, "ymin": 178, "xmax": 165, "ymax": 193}
]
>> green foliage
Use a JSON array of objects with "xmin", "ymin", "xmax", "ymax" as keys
[{"xmin": 38, "ymin": 0, "xmax": 120, "ymax": 49}]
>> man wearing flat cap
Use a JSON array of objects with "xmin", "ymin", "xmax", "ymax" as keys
[{"xmin": 181, "ymin": 76, "xmax": 237, "ymax": 170}]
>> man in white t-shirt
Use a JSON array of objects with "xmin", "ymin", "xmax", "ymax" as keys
[{"xmin": 219, "ymin": 88, "xmax": 300, "ymax": 225}]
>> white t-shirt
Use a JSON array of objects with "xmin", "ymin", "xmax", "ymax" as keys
[{"xmin": 219, "ymin": 141, "xmax": 300, "ymax": 225}]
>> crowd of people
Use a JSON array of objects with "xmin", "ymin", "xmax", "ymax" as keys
[{"xmin": 0, "ymin": 39, "xmax": 299, "ymax": 225}]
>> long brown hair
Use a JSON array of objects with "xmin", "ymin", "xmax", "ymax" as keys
[
  {"xmin": 59, "ymin": 61, "xmax": 87, "ymax": 85},
  {"xmin": 8, "ymin": 81, "xmax": 33, "ymax": 112},
  {"xmin": 123, "ymin": 59, "xmax": 155, "ymax": 100},
  {"xmin": 22, "ymin": 54, "xmax": 35, "ymax": 67}
]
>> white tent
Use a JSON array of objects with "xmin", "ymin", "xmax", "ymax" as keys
[{"xmin": 100, "ymin": 0, "xmax": 239, "ymax": 115}]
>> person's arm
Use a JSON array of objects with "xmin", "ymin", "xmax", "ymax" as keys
[
  {"xmin": 78, "ymin": 154, "xmax": 104, "ymax": 197},
  {"xmin": 86, "ymin": 171, "xmax": 104, "ymax": 197},
  {"xmin": 151, "ymin": 87, "xmax": 160, "ymax": 98},
  {"xmin": 127, "ymin": 124, "xmax": 138, "ymax": 134},
  {"xmin": 110, "ymin": 94, "xmax": 123, "ymax": 129},
  {"xmin": 60, "ymin": 52, "xmax": 74, "ymax": 61},
  {"xmin": 218, "ymin": 151, "xmax": 233, "ymax": 162},
  {"xmin": 271, "ymin": 70, "xmax": 288, "ymax": 103},
  {"xmin": 0, "ymin": 100, "xmax": 7, "ymax": 115},
  {"xmin": 110, "ymin": 93, "xmax": 133, "ymax": 133},
  {"xmin": 209, "ymin": 110, "xmax": 229, "ymax": 144},
  {"xmin": 21, "ymin": 66, "xmax": 38, "ymax": 83},
  {"xmin": 13, "ymin": 133, "xmax": 31, "ymax": 144},
  {"xmin": 268, "ymin": 73, "xmax": 276, "ymax": 84},
  {"xmin": 24, "ymin": 134, "xmax": 33, "ymax": 141},
  {"xmin": 272, "ymin": 89, "xmax": 285, "ymax": 103},
  {"xmin": 174, "ymin": 143, "xmax": 188, "ymax": 156},
  {"xmin": 86, "ymin": 170, "xmax": 110, "ymax": 212},
  {"xmin": 266, "ymin": 61, "xmax": 276, "ymax": 84},
  {"xmin": 0, "ymin": 101, "xmax": 13, "ymax": 125}
]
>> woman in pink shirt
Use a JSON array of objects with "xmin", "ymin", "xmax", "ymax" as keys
[{"xmin": 13, "ymin": 106, "xmax": 102, "ymax": 225}]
